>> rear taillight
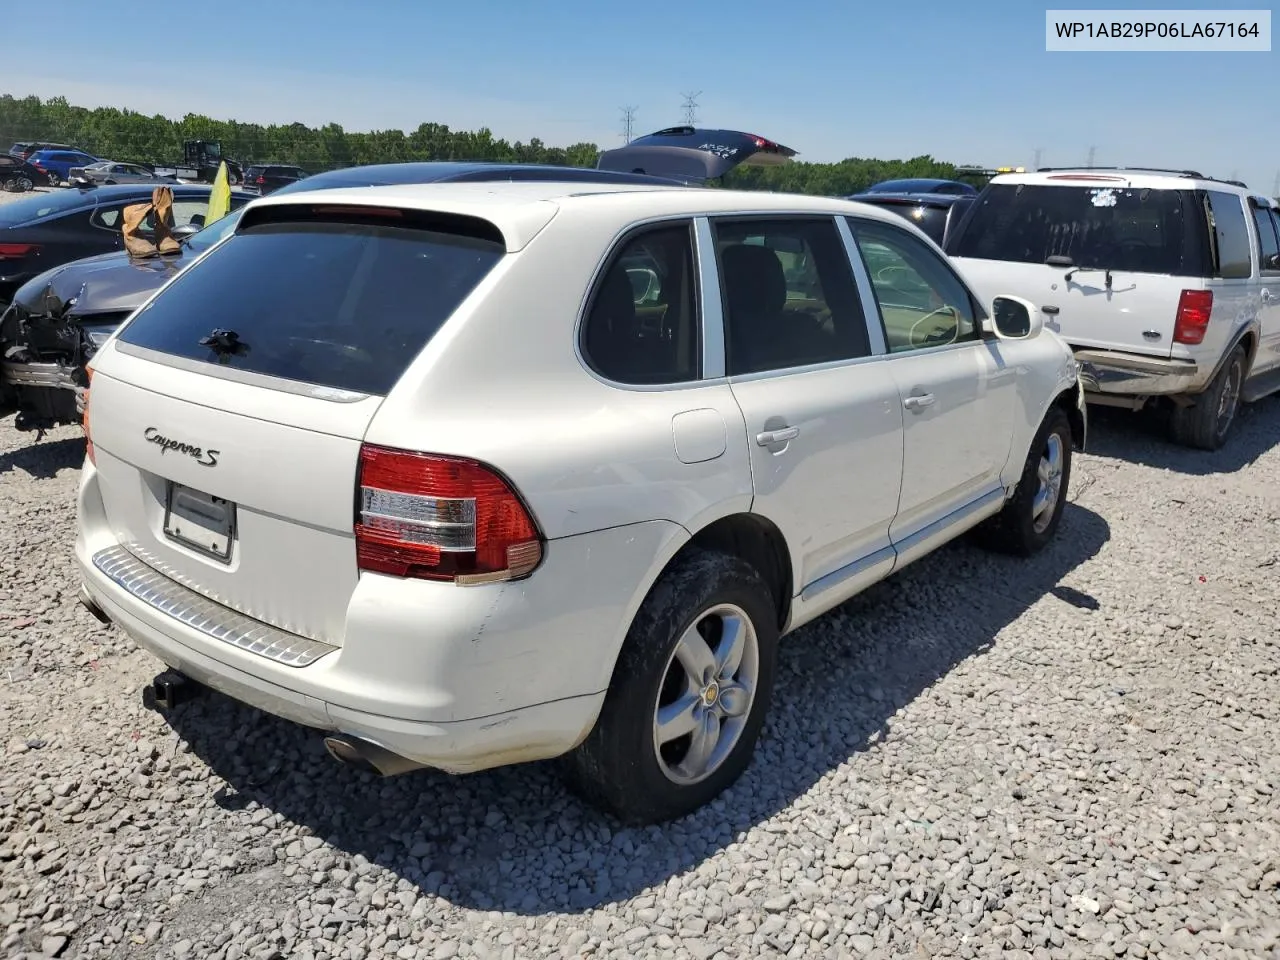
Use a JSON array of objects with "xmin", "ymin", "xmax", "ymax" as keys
[
  {"xmin": 1174, "ymin": 289, "xmax": 1213, "ymax": 345},
  {"xmin": 0, "ymin": 243, "xmax": 39, "ymax": 259},
  {"xmin": 255, "ymin": 175, "xmax": 265, "ymax": 184},
  {"xmin": 82, "ymin": 367, "xmax": 95, "ymax": 465},
  {"xmin": 354, "ymin": 445, "xmax": 542, "ymax": 585}
]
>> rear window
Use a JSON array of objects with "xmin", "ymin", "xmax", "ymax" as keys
[
  {"xmin": 952, "ymin": 183, "xmax": 1207, "ymax": 276},
  {"xmin": 857, "ymin": 200, "xmax": 952, "ymax": 246},
  {"xmin": 115, "ymin": 209, "xmax": 506, "ymax": 396},
  {"xmin": 0, "ymin": 190, "xmax": 93, "ymax": 225}
]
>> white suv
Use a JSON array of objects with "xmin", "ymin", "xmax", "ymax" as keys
[
  {"xmin": 76, "ymin": 182, "xmax": 1086, "ymax": 824},
  {"xmin": 950, "ymin": 169, "xmax": 1280, "ymax": 450}
]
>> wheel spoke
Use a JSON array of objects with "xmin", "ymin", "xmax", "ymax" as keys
[
  {"xmin": 680, "ymin": 709, "xmax": 722, "ymax": 778},
  {"xmin": 655, "ymin": 695, "xmax": 700, "ymax": 744},
  {"xmin": 674, "ymin": 624, "xmax": 716, "ymax": 685},
  {"xmin": 714, "ymin": 615, "xmax": 748, "ymax": 679}
]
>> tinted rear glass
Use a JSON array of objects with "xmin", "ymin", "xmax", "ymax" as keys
[
  {"xmin": 858, "ymin": 200, "xmax": 951, "ymax": 245},
  {"xmin": 116, "ymin": 212, "xmax": 505, "ymax": 396},
  {"xmin": 953, "ymin": 183, "xmax": 1206, "ymax": 276},
  {"xmin": 0, "ymin": 190, "xmax": 94, "ymax": 225}
]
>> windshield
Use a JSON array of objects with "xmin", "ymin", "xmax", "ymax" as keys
[
  {"xmin": 186, "ymin": 208, "xmax": 245, "ymax": 252},
  {"xmin": 0, "ymin": 189, "xmax": 94, "ymax": 226},
  {"xmin": 952, "ymin": 183, "xmax": 1206, "ymax": 276}
]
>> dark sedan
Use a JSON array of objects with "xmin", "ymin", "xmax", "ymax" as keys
[
  {"xmin": 0, "ymin": 183, "xmax": 255, "ymax": 306},
  {"xmin": 847, "ymin": 189, "xmax": 977, "ymax": 248}
]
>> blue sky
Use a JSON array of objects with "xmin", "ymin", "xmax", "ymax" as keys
[{"xmin": 2, "ymin": 0, "xmax": 1276, "ymax": 192}]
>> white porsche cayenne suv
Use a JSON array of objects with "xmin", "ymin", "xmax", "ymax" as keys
[{"xmin": 75, "ymin": 181, "xmax": 1086, "ymax": 824}]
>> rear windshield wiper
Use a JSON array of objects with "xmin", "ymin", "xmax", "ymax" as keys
[{"xmin": 1047, "ymin": 255, "xmax": 1113, "ymax": 290}]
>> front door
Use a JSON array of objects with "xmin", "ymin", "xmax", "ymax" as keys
[
  {"xmin": 847, "ymin": 215, "xmax": 1017, "ymax": 549},
  {"xmin": 708, "ymin": 214, "xmax": 905, "ymax": 595}
]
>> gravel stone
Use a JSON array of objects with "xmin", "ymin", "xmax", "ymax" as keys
[{"xmin": 1, "ymin": 246, "xmax": 1279, "ymax": 959}]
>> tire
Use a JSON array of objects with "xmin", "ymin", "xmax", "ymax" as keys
[
  {"xmin": 562, "ymin": 547, "xmax": 779, "ymax": 825},
  {"xmin": 1168, "ymin": 344, "xmax": 1245, "ymax": 451},
  {"xmin": 974, "ymin": 405, "xmax": 1073, "ymax": 557}
]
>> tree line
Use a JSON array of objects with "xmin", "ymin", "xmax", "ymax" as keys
[{"xmin": 1, "ymin": 94, "xmax": 969, "ymax": 196}]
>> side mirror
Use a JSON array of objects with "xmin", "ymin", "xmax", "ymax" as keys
[{"xmin": 986, "ymin": 295, "xmax": 1044, "ymax": 340}]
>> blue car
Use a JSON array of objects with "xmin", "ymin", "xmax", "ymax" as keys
[{"xmin": 26, "ymin": 148, "xmax": 100, "ymax": 185}]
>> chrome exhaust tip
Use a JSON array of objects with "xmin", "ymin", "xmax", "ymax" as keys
[{"xmin": 322, "ymin": 734, "xmax": 425, "ymax": 778}]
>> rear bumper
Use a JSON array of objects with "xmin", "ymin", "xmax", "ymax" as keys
[
  {"xmin": 1073, "ymin": 348, "xmax": 1202, "ymax": 396},
  {"xmin": 75, "ymin": 460, "xmax": 686, "ymax": 773}
]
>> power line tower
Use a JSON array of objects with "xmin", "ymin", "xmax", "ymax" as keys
[
  {"xmin": 1086, "ymin": 145, "xmax": 1096, "ymax": 168},
  {"xmin": 1033, "ymin": 148, "xmax": 1043, "ymax": 170},
  {"xmin": 1273, "ymin": 169, "xmax": 1280, "ymax": 196},
  {"xmin": 680, "ymin": 91, "xmax": 701, "ymax": 126},
  {"xmin": 620, "ymin": 106, "xmax": 637, "ymax": 143}
]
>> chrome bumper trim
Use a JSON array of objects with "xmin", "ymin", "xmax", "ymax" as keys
[{"xmin": 91, "ymin": 545, "xmax": 338, "ymax": 668}]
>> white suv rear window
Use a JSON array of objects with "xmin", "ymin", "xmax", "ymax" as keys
[{"xmin": 115, "ymin": 208, "xmax": 505, "ymax": 396}]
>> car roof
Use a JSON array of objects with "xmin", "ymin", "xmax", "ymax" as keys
[
  {"xmin": 990, "ymin": 168, "xmax": 1250, "ymax": 191},
  {"xmin": 245, "ymin": 180, "xmax": 925, "ymax": 252},
  {"xmin": 269, "ymin": 160, "xmax": 687, "ymax": 195},
  {"xmin": 848, "ymin": 192, "xmax": 973, "ymax": 207}
]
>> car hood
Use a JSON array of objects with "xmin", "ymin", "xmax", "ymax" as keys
[{"xmin": 12, "ymin": 247, "xmax": 191, "ymax": 319}]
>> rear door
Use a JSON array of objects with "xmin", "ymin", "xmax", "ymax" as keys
[
  {"xmin": 710, "ymin": 214, "xmax": 905, "ymax": 595},
  {"xmin": 1250, "ymin": 201, "xmax": 1280, "ymax": 372},
  {"xmin": 85, "ymin": 202, "xmax": 515, "ymax": 645},
  {"xmin": 951, "ymin": 178, "xmax": 1209, "ymax": 357}
]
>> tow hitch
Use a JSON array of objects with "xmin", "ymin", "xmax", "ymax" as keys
[{"xmin": 142, "ymin": 670, "xmax": 203, "ymax": 710}]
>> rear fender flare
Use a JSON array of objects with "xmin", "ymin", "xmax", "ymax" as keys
[{"xmin": 1198, "ymin": 321, "xmax": 1260, "ymax": 394}]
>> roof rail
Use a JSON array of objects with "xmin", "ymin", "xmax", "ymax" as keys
[{"xmin": 1035, "ymin": 166, "xmax": 1207, "ymax": 178}]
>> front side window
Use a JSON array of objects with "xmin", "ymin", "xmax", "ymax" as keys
[
  {"xmin": 952, "ymin": 183, "xmax": 1206, "ymax": 277},
  {"xmin": 581, "ymin": 222, "xmax": 700, "ymax": 385},
  {"xmin": 712, "ymin": 216, "xmax": 871, "ymax": 376},
  {"xmin": 849, "ymin": 217, "xmax": 979, "ymax": 353},
  {"xmin": 1250, "ymin": 204, "xmax": 1280, "ymax": 272}
]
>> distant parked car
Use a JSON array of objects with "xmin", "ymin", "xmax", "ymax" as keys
[
  {"xmin": 26, "ymin": 148, "xmax": 101, "ymax": 186},
  {"xmin": 8, "ymin": 141, "xmax": 75, "ymax": 161},
  {"xmin": 863, "ymin": 178, "xmax": 978, "ymax": 196},
  {"xmin": 243, "ymin": 164, "xmax": 309, "ymax": 194},
  {"xmin": 69, "ymin": 161, "xmax": 176, "ymax": 186},
  {"xmin": 0, "ymin": 154, "xmax": 45, "ymax": 193},
  {"xmin": 75, "ymin": 180, "xmax": 1085, "ymax": 825},
  {"xmin": 0, "ymin": 182, "xmax": 255, "ymax": 306},
  {"xmin": 848, "ymin": 189, "xmax": 977, "ymax": 248}
]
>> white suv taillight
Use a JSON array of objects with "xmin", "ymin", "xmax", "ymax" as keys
[{"xmin": 354, "ymin": 445, "xmax": 542, "ymax": 585}]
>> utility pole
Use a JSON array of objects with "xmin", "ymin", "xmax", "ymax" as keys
[
  {"xmin": 1033, "ymin": 148, "xmax": 1043, "ymax": 170},
  {"xmin": 1086, "ymin": 145, "xmax": 1096, "ymax": 168},
  {"xmin": 620, "ymin": 106, "xmax": 637, "ymax": 143},
  {"xmin": 1273, "ymin": 169, "xmax": 1280, "ymax": 197},
  {"xmin": 680, "ymin": 91, "xmax": 701, "ymax": 126}
]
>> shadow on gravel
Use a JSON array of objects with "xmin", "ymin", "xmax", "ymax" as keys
[
  {"xmin": 0, "ymin": 434, "xmax": 85, "ymax": 478},
  {"xmin": 1084, "ymin": 396, "xmax": 1280, "ymax": 476},
  {"xmin": 161, "ymin": 502, "xmax": 1110, "ymax": 915}
]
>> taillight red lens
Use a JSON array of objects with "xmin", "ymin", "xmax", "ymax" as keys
[
  {"xmin": 0, "ymin": 243, "xmax": 39, "ymax": 259},
  {"xmin": 255, "ymin": 175, "xmax": 265, "ymax": 184},
  {"xmin": 354, "ymin": 445, "xmax": 542, "ymax": 585},
  {"xmin": 1173, "ymin": 289, "xmax": 1213, "ymax": 345}
]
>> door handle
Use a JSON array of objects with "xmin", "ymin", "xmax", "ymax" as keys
[
  {"xmin": 903, "ymin": 393, "xmax": 936, "ymax": 410},
  {"xmin": 756, "ymin": 426, "xmax": 800, "ymax": 446},
  {"xmin": 1041, "ymin": 305, "xmax": 1060, "ymax": 315},
  {"xmin": 1263, "ymin": 289, "xmax": 1275, "ymax": 302}
]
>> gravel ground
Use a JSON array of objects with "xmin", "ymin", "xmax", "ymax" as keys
[{"xmin": 2, "ymin": 185, "xmax": 1279, "ymax": 959}]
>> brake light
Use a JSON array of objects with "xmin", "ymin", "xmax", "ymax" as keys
[
  {"xmin": 1173, "ymin": 289, "xmax": 1213, "ymax": 345},
  {"xmin": 82, "ymin": 367, "xmax": 95, "ymax": 465},
  {"xmin": 0, "ymin": 243, "xmax": 39, "ymax": 259},
  {"xmin": 354, "ymin": 445, "xmax": 542, "ymax": 585},
  {"xmin": 255, "ymin": 175, "xmax": 265, "ymax": 184}
]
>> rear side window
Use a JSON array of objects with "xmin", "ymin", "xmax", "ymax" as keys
[
  {"xmin": 1204, "ymin": 191, "xmax": 1252, "ymax": 279},
  {"xmin": 581, "ymin": 222, "xmax": 700, "ymax": 385},
  {"xmin": 952, "ymin": 183, "xmax": 1206, "ymax": 277},
  {"xmin": 115, "ymin": 209, "xmax": 505, "ymax": 396}
]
